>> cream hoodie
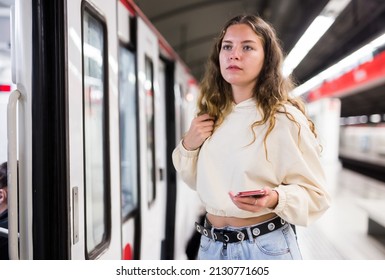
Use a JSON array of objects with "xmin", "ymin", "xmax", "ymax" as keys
[{"xmin": 172, "ymin": 98, "xmax": 331, "ymax": 226}]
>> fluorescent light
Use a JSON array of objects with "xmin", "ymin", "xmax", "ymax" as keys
[
  {"xmin": 283, "ymin": 0, "xmax": 351, "ymax": 77},
  {"xmin": 292, "ymin": 30, "xmax": 385, "ymax": 97},
  {"xmin": 283, "ymin": 15, "xmax": 334, "ymax": 77},
  {"xmin": 370, "ymin": 114, "xmax": 381, "ymax": 123}
]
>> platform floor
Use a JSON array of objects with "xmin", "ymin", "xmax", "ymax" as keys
[{"xmin": 297, "ymin": 166, "xmax": 385, "ymax": 259}]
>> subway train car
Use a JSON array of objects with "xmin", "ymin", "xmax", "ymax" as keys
[{"xmin": 3, "ymin": 0, "xmax": 203, "ymax": 259}]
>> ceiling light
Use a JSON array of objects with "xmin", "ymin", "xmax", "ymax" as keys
[
  {"xmin": 283, "ymin": 0, "xmax": 351, "ymax": 77},
  {"xmin": 292, "ymin": 30, "xmax": 385, "ymax": 97},
  {"xmin": 283, "ymin": 16, "xmax": 334, "ymax": 77},
  {"xmin": 370, "ymin": 114, "xmax": 381, "ymax": 123}
]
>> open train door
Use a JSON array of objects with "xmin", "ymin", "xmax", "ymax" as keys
[{"xmin": 66, "ymin": 0, "xmax": 122, "ymax": 259}]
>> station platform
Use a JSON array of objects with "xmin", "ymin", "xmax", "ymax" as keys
[{"xmin": 297, "ymin": 165, "xmax": 385, "ymax": 259}]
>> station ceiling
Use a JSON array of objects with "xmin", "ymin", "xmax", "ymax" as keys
[
  {"xmin": 134, "ymin": 0, "xmax": 385, "ymax": 87},
  {"xmin": 2, "ymin": 0, "xmax": 385, "ymax": 117}
]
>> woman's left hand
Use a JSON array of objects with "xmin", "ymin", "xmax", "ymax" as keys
[{"xmin": 229, "ymin": 187, "xmax": 279, "ymax": 212}]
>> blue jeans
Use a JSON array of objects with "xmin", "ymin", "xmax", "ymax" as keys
[{"xmin": 197, "ymin": 222, "xmax": 302, "ymax": 260}]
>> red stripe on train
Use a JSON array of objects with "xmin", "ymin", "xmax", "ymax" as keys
[{"xmin": 308, "ymin": 51, "xmax": 385, "ymax": 102}]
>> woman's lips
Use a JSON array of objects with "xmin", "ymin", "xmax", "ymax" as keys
[{"xmin": 227, "ymin": 65, "xmax": 241, "ymax": 70}]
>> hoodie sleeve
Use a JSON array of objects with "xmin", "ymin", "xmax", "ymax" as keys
[
  {"xmin": 172, "ymin": 140, "xmax": 200, "ymax": 190},
  {"xmin": 269, "ymin": 107, "xmax": 331, "ymax": 226}
]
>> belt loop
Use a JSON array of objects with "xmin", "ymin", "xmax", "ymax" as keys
[
  {"xmin": 245, "ymin": 227, "xmax": 254, "ymax": 242},
  {"xmin": 210, "ymin": 227, "xmax": 216, "ymax": 240},
  {"xmin": 221, "ymin": 241, "xmax": 228, "ymax": 257}
]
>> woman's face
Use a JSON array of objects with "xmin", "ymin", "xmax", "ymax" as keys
[{"xmin": 219, "ymin": 23, "xmax": 265, "ymax": 91}]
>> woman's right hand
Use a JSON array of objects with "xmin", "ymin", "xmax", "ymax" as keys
[{"xmin": 182, "ymin": 114, "xmax": 215, "ymax": 150}]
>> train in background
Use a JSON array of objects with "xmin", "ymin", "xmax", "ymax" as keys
[
  {"xmin": 1, "ymin": 0, "xmax": 203, "ymax": 259},
  {"xmin": 0, "ymin": 51, "xmax": 12, "ymax": 164},
  {"xmin": 304, "ymin": 32, "xmax": 385, "ymax": 182},
  {"xmin": 339, "ymin": 122, "xmax": 385, "ymax": 182},
  {"xmin": 0, "ymin": 9, "xmax": 12, "ymax": 163}
]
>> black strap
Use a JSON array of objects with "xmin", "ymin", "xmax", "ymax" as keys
[{"xmin": 195, "ymin": 216, "xmax": 286, "ymax": 243}]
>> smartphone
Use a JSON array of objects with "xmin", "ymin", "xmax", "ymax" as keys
[{"xmin": 235, "ymin": 189, "xmax": 266, "ymax": 198}]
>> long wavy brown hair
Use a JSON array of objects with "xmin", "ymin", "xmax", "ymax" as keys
[{"xmin": 197, "ymin": 14, "xmax": 317, "ymax": 153}]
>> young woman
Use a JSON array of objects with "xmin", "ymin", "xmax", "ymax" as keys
[{"xmin": 172, "ymin": 14, "xmax": 331, "ymax": 260}]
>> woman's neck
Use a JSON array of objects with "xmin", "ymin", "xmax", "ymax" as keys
[{"xmin": 231, "ymin": 85, "xmax": 254, "ymax": 104}]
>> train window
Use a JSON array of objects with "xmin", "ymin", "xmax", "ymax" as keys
[
  {"xmin": 82, "ymin": 9, "xmax": 110, "ymax": 257},
  {"xmin": 145, "ymin": 56, "xmax": 156, "ymax": 204},
  {"xmin": 119, "ymin": 46, "xmax": 138, "ymax": 218}
]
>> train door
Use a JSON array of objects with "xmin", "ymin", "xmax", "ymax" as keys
[
  {"xmin": 67, "ymin": 0, "xmax": 121, "ymax": 259},
  {"xmin": 136, "ymin": 17, "xmax": 167, "ymax": 259}
]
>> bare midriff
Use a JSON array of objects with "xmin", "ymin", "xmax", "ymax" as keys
[{"xmin": 206, "ymin": 212, "xmax": 277, "ymax": 228}]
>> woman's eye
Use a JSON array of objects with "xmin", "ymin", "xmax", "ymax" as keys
[
  {"xmin": 243, "ymin": 45, "xmax": 253, "ymax": 51},
  {"xmin": 222, "ymin": 44, "xmax": 232, "ymax": 50}
]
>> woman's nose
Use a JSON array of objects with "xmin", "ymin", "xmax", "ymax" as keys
[{"xmin": 229, "ymin": 47, "xmax": 240, "ymax": 60}]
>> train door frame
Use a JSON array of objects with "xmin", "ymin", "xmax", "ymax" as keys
[
  {"xmin": 159, "ymin": 55, "xmax": 177, "ymax": 259},
  {"xmin": 9, "ymin": 0, "xmax": 70, "ymax": 259},
  {"xmin": 9, "ymin": 0, "xmax": 34, "ymax": 259},
  {"xmin": 30, "ymin": 0, "xmax": 69, "ymax": 259}
]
